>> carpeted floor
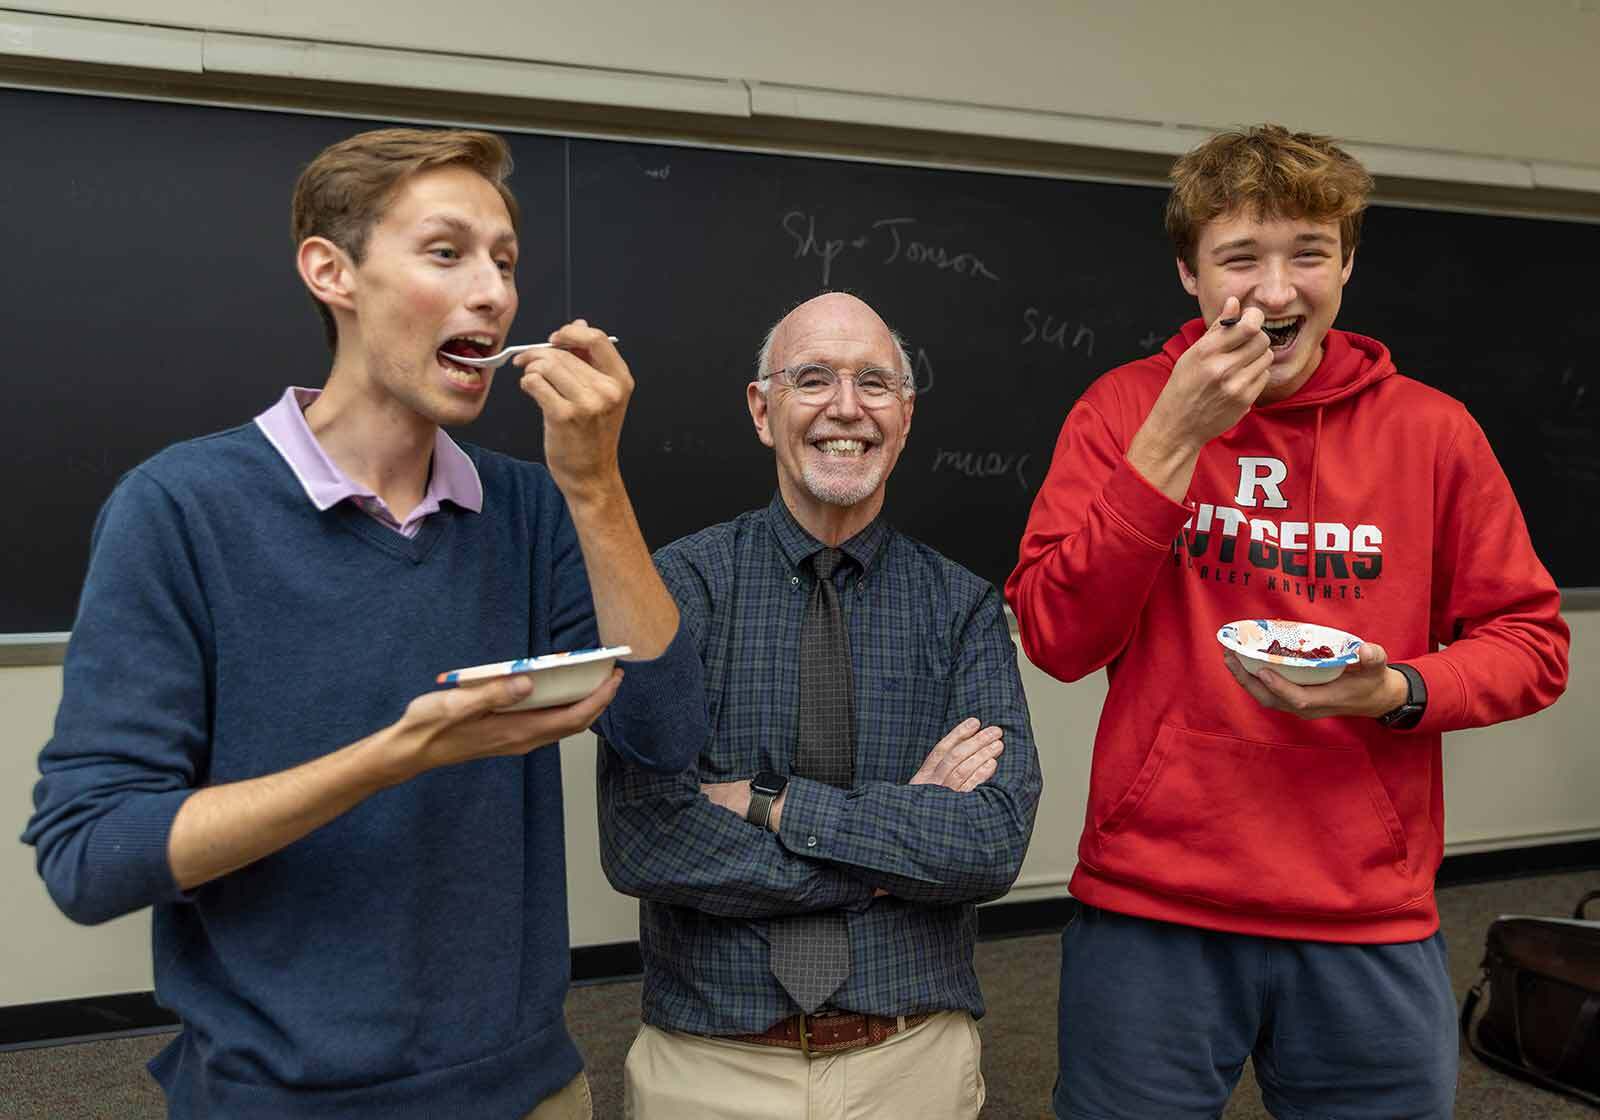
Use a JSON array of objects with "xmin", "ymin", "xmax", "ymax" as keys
[{"xmin": 2, "ymin": 871, "xmax": 1594, "ymax": 1118}]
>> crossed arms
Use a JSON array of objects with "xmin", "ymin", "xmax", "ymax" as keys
[{"xmin": 598, "ymin": 577, "xmax": 1042, "ymax": 917}]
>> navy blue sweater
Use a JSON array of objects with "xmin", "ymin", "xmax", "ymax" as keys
[{"xmin": 23, "ymin": 423, "xmax": 705, "ymax": 1118}]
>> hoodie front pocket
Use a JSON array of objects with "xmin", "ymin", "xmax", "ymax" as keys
[{"xmin": 1091, "ymin": 722, "xmax": 1411, "ymax": 917}]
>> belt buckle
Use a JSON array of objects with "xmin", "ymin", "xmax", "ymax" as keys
[{"xmin": 799, "ymin": 1009, "xmax": 849, "ymax": 1058}]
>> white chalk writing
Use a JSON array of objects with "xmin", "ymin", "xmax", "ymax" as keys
[
  {"xmin": 913, "ymin": 348, "xmax": 936, "ymax": 395},
  {"xmin": 874, "ymin": 218, "xmax": 999, "ymax": 280},
  {"xmin": 780, "ymin": 211, "xmax": 998, "ymax": 286},
  {"xmin": 932, "ymin": 449, "xmax": 1034, "ymax": 491},
  {"xmin": 782, "ymin": 211, "xmax": 846, "ymax": 286},
  {"xmin": 1021, "ymin": 308, "xmax": 1095, "ymax": 357}
]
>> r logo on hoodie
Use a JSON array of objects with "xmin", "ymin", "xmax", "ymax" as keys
[{"xmin": 1235, "ymin": 457, "xmax": 1289, "ymax": 509}]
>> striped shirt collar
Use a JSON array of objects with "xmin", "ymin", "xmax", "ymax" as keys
[
  {"xmin": 253, "ymin": 387, "xmax": 484, "ymax": 526},
  {"xmin": 764, "ymin": 491, "xmax": 890, "ymax": 576}
]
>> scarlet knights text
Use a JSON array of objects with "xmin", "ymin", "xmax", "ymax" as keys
[{"xmin": 1173, "ymin": 456, "xmax": 1382, "ymax": 602}]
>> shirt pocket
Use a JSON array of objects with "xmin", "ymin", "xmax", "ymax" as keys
[
  {"xmin": 860, "ymin": 673, "xmax": 951, "ymax": 783},
  {"xmin": 1089, "ymin": 721, "xmax": 1412, "ymax": 918}
]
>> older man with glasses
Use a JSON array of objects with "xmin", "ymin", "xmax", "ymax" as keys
[{"xmin": 597, "ymin": 291, "xmax": 1042, "ymax": 1119}]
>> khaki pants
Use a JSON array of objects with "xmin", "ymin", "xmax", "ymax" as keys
[
  {"xmin": 523, "ymin": 1071, "xmax": 593, "ymax": 1120},
  {"xmin": 624, "ymin": 1011, "xmax": 985, "ymax": 1119}
]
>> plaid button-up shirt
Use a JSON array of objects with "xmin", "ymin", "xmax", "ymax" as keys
[{"xmin": 598, "ymin": 494, "xmax": 1042, "ymax": 1034}]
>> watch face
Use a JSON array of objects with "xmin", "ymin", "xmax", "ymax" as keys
[{"xmin": 752, "ymin": 770, "xmax": 787, "ymax": 795}]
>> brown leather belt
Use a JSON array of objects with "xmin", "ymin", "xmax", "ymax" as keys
[{"xmin": 728, "ymin": 1010, "xmax": 934, "ymax": 1057}]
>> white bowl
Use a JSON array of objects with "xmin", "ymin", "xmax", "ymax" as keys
[
  {"xmin": 436, "ymin": 645, "xmax": 631, "ymax": 711},
  {"xmin": 1216, "ymin": 619, "xmax": 1362, "ymax": 686}
]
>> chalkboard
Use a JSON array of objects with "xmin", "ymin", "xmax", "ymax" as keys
[{"xmin": 3, "ymin": 87, "xmax": 1596, "ymax": 633}]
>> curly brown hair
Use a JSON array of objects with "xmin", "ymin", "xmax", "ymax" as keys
[
  {"xmin": 291, "ymin": 127, "xmax": 520, "ymax": 353},
  {"xmin": 1166, "ymin": 124, "xmax": 1373, "ymax": 271}
]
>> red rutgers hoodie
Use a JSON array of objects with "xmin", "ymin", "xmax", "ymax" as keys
[{"xmin": 1006, "ymin": 321, "xmax": 1570, "ymax": 942}]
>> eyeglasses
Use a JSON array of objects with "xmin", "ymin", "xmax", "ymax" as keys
[{"xmin": 771, "ymin": 363, "xmax": 910, "ymax": 405}]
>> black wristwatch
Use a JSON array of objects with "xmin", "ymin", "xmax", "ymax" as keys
[
  {"xmin": 1378, "ymin": 663, "xmax": 1427, "ymax": 730},
  {"xmin": 746, "ymin": 770, "xmax": 789, "ymax": 830}
]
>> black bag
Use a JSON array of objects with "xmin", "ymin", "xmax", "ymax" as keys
[{"xmin": 1460, "ymin": 888, "xmax": 1600, "ymax": 1108}]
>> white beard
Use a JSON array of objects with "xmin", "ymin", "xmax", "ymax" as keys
[{"xmin": 800, "ymin": 454, "xmax": 887, "ymax": 507}]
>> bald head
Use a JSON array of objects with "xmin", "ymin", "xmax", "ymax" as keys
[
  {"xmin": 756, "ymin": 293, "xmax": 913, "ymax": 391},
  {"xmin": 746, "ymin": 291, "xmax": 917, "ymax": 543}
]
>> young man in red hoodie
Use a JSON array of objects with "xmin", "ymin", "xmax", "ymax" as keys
[{"xmin": 1007, "ymin": 124, "xmax": 1570, "ymax": 1119}]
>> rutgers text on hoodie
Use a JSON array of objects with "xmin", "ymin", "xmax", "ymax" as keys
[{"xmin": 1006, "ymin": 321, "xmax": 1570, "ymax": 943}]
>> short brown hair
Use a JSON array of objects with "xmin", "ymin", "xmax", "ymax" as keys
[
  {"xmin": 291, "ymin": 127, "xmax": 520, "ymax": 352},
  {"xmin": 1166, "ymin": 123, "xmax": 1373, "ymax": 271}
]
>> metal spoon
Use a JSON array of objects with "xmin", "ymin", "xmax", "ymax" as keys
[{"xmin": 444, "ymin": 336, "xmax": 620, "ymax": 370}]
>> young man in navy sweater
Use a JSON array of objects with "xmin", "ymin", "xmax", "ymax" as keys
[{"xmin": 23, "ymin": 127, "xmax": 705, "ymax": 1119}]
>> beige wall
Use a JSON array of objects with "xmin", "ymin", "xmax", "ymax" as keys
[
  {"xmin": 5, "ymin": 2, "xmax": 1600, "ymax": 180},
  {"xmin": 6, "ymin": 617, "xmax": 1596, "ymax": 1007}
]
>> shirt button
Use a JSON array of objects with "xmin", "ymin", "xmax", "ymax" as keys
[
  {"xmin": 791, "ymin": 576, "xmax": 800, "ymax": 588},
  {"xmin": 806, "ymin": 835, "xmax": 818, "ymax": 848}
]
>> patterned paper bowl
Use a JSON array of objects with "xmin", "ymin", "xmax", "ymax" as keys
[
  {"xmin": 1216, "ymin": 618, "xmax": 1364, "ymax": 686},
  {"xmin": 436, "ymin": 646, "xmax": 631, "ymax": 711}
]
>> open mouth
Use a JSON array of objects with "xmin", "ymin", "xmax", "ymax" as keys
[
  {"xmin": 436, "ymin": 334, "xmax": 496, "ymax": 389},
  {"xmin": 811, "ymin": 437, "xmax": 877, "ymax": 457},
  {"xmin": 1261, "ymin": 316, "xmax": 1303, "ymax": 352}
]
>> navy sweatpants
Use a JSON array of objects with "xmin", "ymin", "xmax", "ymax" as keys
[{"xmin": 1054, "ymin": 904, "xmax": 1458, "ymax": 1119}]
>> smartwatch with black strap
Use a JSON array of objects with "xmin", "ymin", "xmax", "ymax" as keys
[
  {"xmin": 1379, "ymin": 663, "xmax": 1427, "ymax": 730},
  {"xmin": 746, "ymin": 770, "xmax": 789, "ymax": 830}
]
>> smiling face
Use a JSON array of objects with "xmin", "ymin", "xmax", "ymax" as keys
[
  {"xmin": 1179, "ymin": 210, "xmax": 1355, "ymax": 403},
  {"xmin": 321, "ymin": 164, "xmax": 519, "ymax": 427},
  {"xmin": 748, "ymin": 294, "xmax": 914, "ymax": 539}
]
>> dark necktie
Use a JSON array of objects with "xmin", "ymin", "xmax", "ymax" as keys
[{"xmin": 769, "ymin": 547, "xmax": 854, "ymax": 1012}]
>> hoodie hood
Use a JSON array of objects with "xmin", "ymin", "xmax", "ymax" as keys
[{"xmin": 1162, "ymin": 319, "xmax": 1395, "ymax": 411}]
